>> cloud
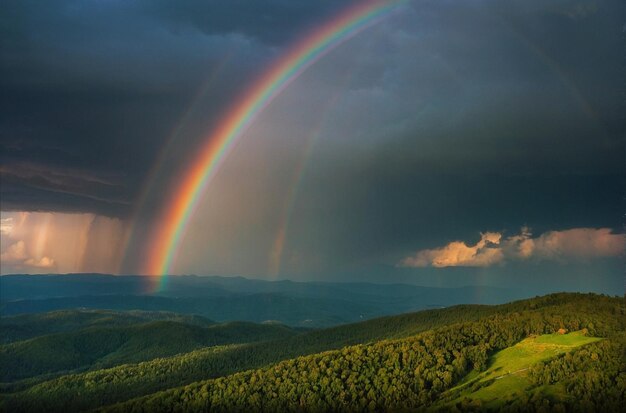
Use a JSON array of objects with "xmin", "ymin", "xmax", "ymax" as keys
[
  {"xmin": 0, "ymin": 218, "xmax": 13, "ymax": 234},
  {"xmin": 146, "ymin": 0, "xmax": 352, "ymax": 45},
  {"xmin": 0, "ymin": 163, "xmax": 131, "ymax": 216},
  {"xmin": 400, "ymin": 227, "xmax": 625, "ymax": 268},
  {"xmin": 501, "ymin": 226, "xmax": 535, "ymax": 259},
  {"xmin": 1, "ymin": 0, "xmax": 624, "ymax": 278},
  {"xmin": 0, "ymin": 240, "xmax": 55, "ymax": 270},
  {"xmin": 0, "ymin": 240, "xmax": 29, "ymax": 262},
  {"xmin": 24, "ymin": 256, "xmax": 55, "ymax": 268},
  {"xmin": 2, "ymin": 0, "xmax": 623, "ymax": 221},
  {"xmin": 532, "ymin": 228, "xmax": 625, "ymax": 260},
  {"xmin": 400, "ymin": 232, "xmax": 504, "ymax": 268},
  {"xmin": 0, "ymin": 211, "xmax": 128, "ymax": 274}
]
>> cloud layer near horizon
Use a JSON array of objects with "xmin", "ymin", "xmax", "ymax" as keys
[
  {"xmin": 399, "ymin": 228, "xmax": 625, "ymax": 268},
  {"xmin": 0, "ymin": 212, "xmax": 129, "ymax": 274}
]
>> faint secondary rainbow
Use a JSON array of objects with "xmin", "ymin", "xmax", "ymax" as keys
[
  {"xmin": 120, "ymin": 54, "xmax": 232, "ymax": 277},
  {"xmin": 143, "ymin": 0, "xmax": 407, "ymax": 286},
  {"xmin": 268, "ymin": 72, "xmax": 353, "ymax": 278}
]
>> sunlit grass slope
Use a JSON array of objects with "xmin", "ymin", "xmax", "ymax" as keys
[{"xmin": 436, "ymin": 331, "xmax": 602, "ymax": 410}]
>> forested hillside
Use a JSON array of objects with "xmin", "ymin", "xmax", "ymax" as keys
[
  {"xmin": 96, "ymin": 293, "xmax": 623, "ymax": 413},
  {"xmin": 0, "ymin": 316, "xmax": 297, "ymax": 382},
  {"xmin": 1, "ymin": 293, "xmax": 623, "ymax": 412},
  {"xmin": 1, "ymin": 303, "xmax": 500, "ymax": 412},
  {"xmin": 0, "ymin": 309, "xmax": 215, "ymax": 344}
]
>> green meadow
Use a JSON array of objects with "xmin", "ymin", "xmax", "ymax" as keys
[{"xmin": 435, "ymin": 330, "xmax": 602, "ymax": 410}]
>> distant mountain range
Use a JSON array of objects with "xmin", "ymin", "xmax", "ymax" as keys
[{"xmin": 2, "ymin": 274, "xmax": 538, "ymax": 327}]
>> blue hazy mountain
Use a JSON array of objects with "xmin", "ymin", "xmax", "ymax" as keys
[{"xmin": 2, "ymin": 274, "xmax": 537, "ymax": 327}]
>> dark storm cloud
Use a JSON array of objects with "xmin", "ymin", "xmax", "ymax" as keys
[
  {"xmin": 280, "ymin": 168, "xmax": 624, "ymax": 275},
  {"xmin": 0, "ymin": 162, "xmax": 131, "ymax": 216},
  {"xmin": 0, "ymin": 0, "xmax": 624, "ymax": 282},
  {"xmin": 0, "ymin": 0, "xmax": 362, "ymax": 217},
  {"xmin": 0, "ymin": 82, "xmax": 189, "ymax": 216},
  {"xmin": 146, "ymin": 0, "xmax": 355, "ymax": 45},
  {"xmin": 243, "ymin": 0, "xmax": 626, "ymax": 276}
]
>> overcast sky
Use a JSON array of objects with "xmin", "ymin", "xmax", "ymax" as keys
[{"xmin": 1, "ymin": 0, "xmax": 624, "ymax": 293}]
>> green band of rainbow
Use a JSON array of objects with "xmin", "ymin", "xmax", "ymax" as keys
[{"xmin": 144, "ymin": 0, "xmax": 406, "ymax": 288}]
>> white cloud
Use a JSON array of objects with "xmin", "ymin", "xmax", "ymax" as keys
[
  {"xmin": 0, "ymin": 218, "xmax": 13, "ymax": 235},
  {"xmin": 400, "ymin": 227, "xmax": 625, "ymax": 268},
  {"xmin": 0, "ymin": 240, "xmax": 29, "ymax": 263}
]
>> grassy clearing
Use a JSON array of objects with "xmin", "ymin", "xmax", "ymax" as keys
[
  {"xmin": 435, "ymin": 330, "xmax": 601, "ymax": 410},
  {"xmin": 534, "ymin": 330, "xmax": 598, "ymax": 346}
]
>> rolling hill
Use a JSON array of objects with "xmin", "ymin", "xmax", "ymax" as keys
[
  {"xmin": 0, "ymin": 316, "xmax": 298, "ymax": 382},
  {"xmin": 0, "ymin": 309, "xmax": 215, "ymax": 344},
  {"xmin": 1, "ymin": 293, "xmax": 623, "ymax": 412},
  {"xmin": 93, "ymin": 293, "xmax": 623, "ymax": 413},
  {"xmin": 432, "ymin": 330, "xmax": 604, "ymax": 410}
]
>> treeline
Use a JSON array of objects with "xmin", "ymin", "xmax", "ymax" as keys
[
  {"xmin": 0, "ymin": 320, "xmax": 297, "ymax": 382},
  {"xmin": 1, "ymin": 303, "xmax": 502, "ymax": 412},
  {"xmin": 439, "ymin": 334, "xmax": 626, "ymax": 413},
  {"xmin": 523, "ymin": 334, "xmax": 626, "ymax": 412},
  {"xmin": 97, "ymin": 294, "xmax": 623, "ymax": 413},
  {"xmin": 0, "ymin": 309, "xmax": 215, "ymax": 344}
]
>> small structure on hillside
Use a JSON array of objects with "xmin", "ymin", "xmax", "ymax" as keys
[{"xmin": 557, "ymin": 328, "xmax": 567, "ymax": 335}]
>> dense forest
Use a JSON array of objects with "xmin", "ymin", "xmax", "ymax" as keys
[
  {"xmin": 0, "ymin": 309, "xmax": 216, "ymax": 344},
  {"xmin": 1, "ymin": 304, "xmax": 501, "ymax": 411},
  {"xmin": 1, "ymin": 293, "xmax": 624, "ymax": 412},
  {"xmin": 0, "ymin": 319, "xmax": 298, "ymax": 382}
]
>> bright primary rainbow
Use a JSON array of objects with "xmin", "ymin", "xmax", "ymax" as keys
[{"xmin": 143, "ymin": 0, "xmax": 406, "ymax": 288}]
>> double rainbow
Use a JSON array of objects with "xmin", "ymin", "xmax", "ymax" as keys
[{"xmin": 144, "ymin": 1, "xmax": 406, "ymax": 286}]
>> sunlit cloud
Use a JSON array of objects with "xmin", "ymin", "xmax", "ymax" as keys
[
  {"xmin": 400, "ymin": 232, "xmax": 504, "ymax": 268},
  {"xmin": 0, "ymin": 240, "xmax": 29, "ymax": 263},
  {"xmin": 399, "ymin": 227, "xmax": 625, "ymax": 268},
  {"xmin": 0, "ymin": 212, "xmax": 130, "ymax": 274},
  {"xmin": 528, "ymin": 228, "xmax": 625, "ymax": 260},
  {"xmin": 24, "ymin": 256, "xmax": 55, "ymax": 268},
  {"xmin": 0, "ymin": 218, "xmax": 13, "ymax": 235},
  {"xmin": 0, "ymin": 239, "xmax": 56, "ymax": 271}
]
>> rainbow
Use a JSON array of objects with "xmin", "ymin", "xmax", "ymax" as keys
[{"xmin": 143, "ymin": 0, "xmax": 406, "ymax": 287}]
